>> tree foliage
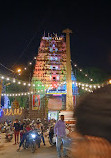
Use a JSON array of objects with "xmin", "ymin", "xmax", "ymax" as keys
[{"xmin": 73, "ymin": 67, "xmax": 111, "ymax": 95}]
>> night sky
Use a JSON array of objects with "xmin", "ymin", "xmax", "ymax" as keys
[{"xmin": 0, "ymin": 1, "xmax": 111, "ymax": 74}]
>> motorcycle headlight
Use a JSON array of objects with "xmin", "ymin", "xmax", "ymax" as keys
[{"xmin": 31, "ymin": 134, "xmax": 36, "ymax": 138}]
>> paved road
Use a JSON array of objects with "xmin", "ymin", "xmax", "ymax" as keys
[{"xmin": 0, "ymin": 134, "xmax": 57, "ymax": 158}]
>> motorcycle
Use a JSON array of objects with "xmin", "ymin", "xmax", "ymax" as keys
[{"xmin": 23, "ymin": 130, "xmax": 41, "ymax": 153}]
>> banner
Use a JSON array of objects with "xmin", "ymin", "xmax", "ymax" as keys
[{"xmin": 32, "ymin": 95, "xmax": 41, "ymax": 110}]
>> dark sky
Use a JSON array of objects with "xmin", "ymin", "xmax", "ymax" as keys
[{"xmin": 0, "ymin": 0, "xmax": 111, "ymax": 74}]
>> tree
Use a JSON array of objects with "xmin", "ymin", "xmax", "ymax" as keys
[{"xmin": 73, "ymin": 67, "xmax": 111, "ymax": 95}]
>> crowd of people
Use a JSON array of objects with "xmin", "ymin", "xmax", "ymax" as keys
[
  {"xmin": 0, "ymin": 116, "xmax": 72, "ymax": 157},
  {"xmin": 0, "ymin": 85, "xmax": 111, "ymax": 158}
]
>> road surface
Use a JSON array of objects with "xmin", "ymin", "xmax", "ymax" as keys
[{"xmin": 0, "ymin": 134, "xmax": 57, "ymax": 158}]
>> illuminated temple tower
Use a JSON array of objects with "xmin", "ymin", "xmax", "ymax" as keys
[{"xmin": 30, "ymin": 34, "xmax": 78, "ymax": 120}]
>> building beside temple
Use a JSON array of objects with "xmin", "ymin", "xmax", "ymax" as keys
[{"xmin": 29, "ymin": 34, "xmax": 78, "ymax": 121}]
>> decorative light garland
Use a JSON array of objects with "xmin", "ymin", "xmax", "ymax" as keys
[
  {"xmin": 0, "ymin": 65, "xmax": 109, "ymax": 94},
  {"xmin": 0, "ymin": 74, "xmax": 108, "ymax": 96},
  {"xmin": 0, "ymin": 55, "xmax": 106, "ymax": 90},
  {"xmin": 75, "ymin": 81, "xmax": 107, "ymax": 90},
  {"xmin": 1, "ymin": 89, "xmax": 48, "ymax": 97},
  {"xmin": 71, "ymin": 60, "xmax": 94, "ymax": 82},
  {"xmin": 1, "ymin": 81, "xmax": 109, "ymax": 97},
  {"xmin": 2, "ymin": 91, "xmax": 34, "ymax": 97},
  {"xmin": 0, "ymin": 74, "xmax": 35, "ymax": 87}
]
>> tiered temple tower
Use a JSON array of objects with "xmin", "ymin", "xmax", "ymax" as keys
[
  {"xmin": 33, "ymin": 35, "xmax": 67, "ymax": 91},
  {"xmin": 30, "ymin": 34, "xmax": 78, "ymax": 120}
]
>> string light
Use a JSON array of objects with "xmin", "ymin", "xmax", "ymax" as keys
[
  {"xmin": 1, "ymin": 76, "xmax": 4, "ymax": 79},
  {"xmin": 1, "ymin": 89, "xmax": 48, "ymax": 97},
  {"xmin": 0, "ymin": 74, "xmax": 33, "ymax": 87},
  {"xmin": 90, "ymin": 79, "xmax": 93, "ymax": 82},
  {"xmin": 13, "ymin": 79, "xmax": 16, "ymax": 83},
  {"xmin": 71, "ymin": 61, "xmax": 94, "ymax": 82},
  {"xmin": 29, "ymin": 62, "xmax": 32, "ymax": 65},
  {"xmin": 28, "ymin": 83, "xmax": 31, "ymax": 86},
  {"xmin": 0, "ymin": 55, "xmax": 103, "ymax": 91},
  {"xmin": 0, "ymin": 50, "xmax": 106, "ymax": 93},
  {"xmin": 0, "ymin": 72, "xmax": 108, "ymax": 95}
]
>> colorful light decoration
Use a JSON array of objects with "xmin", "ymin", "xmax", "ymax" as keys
[
  {"xmin": 0, "ymin": 71, "xmax": 107, "ymax": 92},
  {"xmin": 0, "ymin": 78, "xmax": 108, "ymax": 97},
  {"xmin": 3, "ymin": 108, "xmax": 22, "ymax": 116},
  {"xmin": 0, "ymin": 50, "xmax": 107, "ymax": 91},
  {"xmin": 0, "ymin": 35, "xmax": 109, "ymax": 98},
  {"xmin": 0, "ymin": 108, "xmax": 3, "ymax": 117}
]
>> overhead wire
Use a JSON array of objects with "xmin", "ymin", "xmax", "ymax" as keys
[{"xmin": 0, "ymin": 62, "xmax": 14, "ymax": 73}]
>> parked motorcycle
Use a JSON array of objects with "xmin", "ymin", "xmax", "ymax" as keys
[{"xmin": 23, "ymin": 130, "xmax": 41, "ymax": 153}]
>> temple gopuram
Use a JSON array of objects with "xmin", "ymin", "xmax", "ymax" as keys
[{"xmin": 29, "ymin": 34, "xmax": 78, "ymax": 121}]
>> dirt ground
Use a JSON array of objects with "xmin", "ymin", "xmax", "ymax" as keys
[{"xmin": 0, "ymin": 133, "xmax": 57, "ymax": 158}]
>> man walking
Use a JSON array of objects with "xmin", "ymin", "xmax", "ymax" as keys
[{"xmin": 54, "ymin": 115, "xmax": 67, "ymax": 158}]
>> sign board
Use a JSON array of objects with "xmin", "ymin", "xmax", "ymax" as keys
[{"xmin": 32, "ymin": 95, "xmax": 41, "ymax": 110}]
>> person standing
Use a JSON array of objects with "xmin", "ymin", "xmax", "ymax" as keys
[
  {"xmin": 13, "ymin": 119, "xmax": 20, "ymax": 145},
  {"xmin": 20, "ymin": 120, "xmax": 25, "ymax": 141},
  {"xmin": 35, "ymin": 121, "xmax": 46, "ymax": 146},
  {"xmin": 54, "ymin": 115, "xmax": 67, "ymax": 158},
  {"xmin": 17, "ymin": 123, "xmax": 32, "ymax": 151}
]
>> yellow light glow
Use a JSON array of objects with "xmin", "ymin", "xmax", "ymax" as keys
[
  {"xmin": 109, "ymin": 80, "xmax": 111, "ymax": 84},
  {"xmin": 17, "ymin": 68, "xmax": 21, "ymax": 73}
]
